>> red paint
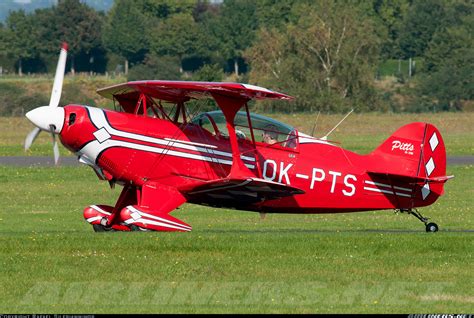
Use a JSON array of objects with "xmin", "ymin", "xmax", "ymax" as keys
[{"xmin": 55, "ymin": 81, "xmax": 450, "ymax": 232}]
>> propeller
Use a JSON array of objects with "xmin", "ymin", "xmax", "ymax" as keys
[
  {"xmin": 24, "ymin": 127, "xmax": 41, "ymax": 151},
  {"xmin": 24, "ymin": 42, "xmax": 68, "ymax": 165},
  {"xmin": 50, "ymin": 125, "xmax": 60, "ymax": 165}
]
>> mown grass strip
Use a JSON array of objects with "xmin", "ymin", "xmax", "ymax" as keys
[{"xmin": 0, "ymin": 165, "xmax": 472, "ymax": 313}]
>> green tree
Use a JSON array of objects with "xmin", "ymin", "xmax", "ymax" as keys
[
  {"xmin": 0, "ymin": 23, "xmax": 13, "ymax": 74},
  {"xmin": 139, "ymin": 0, "xmax": 196, "ymax": 20},
  {"xmin": 32, "ymin": 0, "xmax": 103, "ymax": 74},
  {"xmin": 149, "ymin": 13, "xmax": 199, "ymax": 73},
  {"xmin": 416, "ymin": 12, "xmax": 474, "ymax": 111},
  {"xmin": 192, "ymin": 0, "xmax": 219, "ymax": 23},
  {"xmin": 255, "ymin": 0, "xmax": 300, "ymax": 30},
  {"xmin": 103, "ymin": 0, "xmax": 149, "ymax": 74},
  {"xmin": 398, "ymin": 0, "xmax": 448, "ymax": 58},
  {"xmin": 54, "ymin": 0, "xmax": 103, "ymax": 73},
  {"xmin": 0, "ymin": 22, "xmax": 4, "ymax": 55},
  {"xmin": 29, "ymin": 8, "xmax": 52, "ymax": 70},
  {"xmin": 215, "ymin": 0, "xmax": 258, "ymax": 76},
  {"xmin": 419, "ymin": 50, "xmax": 473, "ymax": 111},
  {"xmin": 192, "ymin": 63, "xmax": 224, "ymax": 82},
  {"xmin": 245, "ymin": 2, "xmax": 380, "ymax": 112},
  {"xmin": 127, "ymin": 54, "xmax": 181, "ymax": 81},
  {"xmin": 372, "ymin": 0, "xmax": 410, "ymax": 59},
  {"xmin": 423, "ymin": 1, "xmax": 473, "ymax": 72},
  {"xmin": 196, "ymin": 7, "xmax": 227, "ymax": 68},
  {"xmin": 5, "ymin": 10, "xmax": 37, "ymax": 75},
  {"xmin": 424, "ymin": 25, "xmax": 470, "ymax": 73}
]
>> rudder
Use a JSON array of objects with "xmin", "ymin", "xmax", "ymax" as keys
[
  {"xmin": 417, "ymin": 123, "xmax": 447, "ymax": 204},
  {"xmin": 368, "ymin": 122, "xmax": 448, "ymax": 207}
]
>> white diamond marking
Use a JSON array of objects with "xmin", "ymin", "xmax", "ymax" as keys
[
  {"xmin": 429, "ymin": 133, "xmax": 439, "ymax": 152},
  {"xmin": 130, "ymin": 211, "xmax": 141, "ymax": 220},
  {"xmin": 425, "ymin": 158, "xmax": 435, "ymax": 176},
  {"xmin": 93, "ymin": 128, "xmax": 111, "ymax": 143},
  {"xmin": 421, "ymin": 183, "xmax": 430, "ymax": 200}
]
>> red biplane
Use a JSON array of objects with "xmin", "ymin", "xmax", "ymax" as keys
[{"xmin": 25, "ymin": 44, "xmax": 453, "ymax": 233}]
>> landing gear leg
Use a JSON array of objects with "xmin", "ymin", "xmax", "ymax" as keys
[{"xmin": 399, "ymin": 209, "xmax": 439, "ymax": 232}]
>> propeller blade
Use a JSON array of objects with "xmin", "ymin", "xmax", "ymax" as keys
[
  {"xmin": 53, "ymin": 141, "xmax": 60, "ymax": 165},
  {"xmin": 50, "ymin": 125, "xmax": 60, "ymax": 165},
  {"xmin": 25, "ymin": 43, "xmax": 67, "ymax": 161},
  {"xmin": 49, "ymin": 42, "xmax": 68, "ymax": 108},
  {"xmin": 24, "ymin": 127, "xmax": 41, "ymax": 151}
]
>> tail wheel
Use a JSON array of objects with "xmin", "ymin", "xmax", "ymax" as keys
[
  {"xmin": 425, "ymin": 222, "xmax": 439, "ymax": 233},
  {"xmin": 398, "ymin": 209, "xmax": 439, "ymax": 233}
]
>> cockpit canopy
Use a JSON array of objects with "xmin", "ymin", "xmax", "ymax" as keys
[{"xmin": 191, "ymin": 110, "xmax": 297, "ymax": 149}]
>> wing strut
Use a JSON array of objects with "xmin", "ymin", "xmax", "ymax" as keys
[
  {"xmin": 211, "ymin": 93, "xmax": 255, "ymax": 179},
  {"xmin": 244, "ymin": 102, "xmax": 262, "ymax": 176}
]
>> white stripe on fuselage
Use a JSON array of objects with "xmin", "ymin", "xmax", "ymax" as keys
[
  {"xmin": 364, "ymin": 180, "xmax": 411, "ymax": 192},
  {"xmin": 363, "ymin": 186, "xmax": 412, "ymax": 198},
  {"xmin": 80, "ymin": 138, "xmax": 255, "ymax": 169},
  {"xmin": 164, "ymin": 137, "xmax": 218, "ymax": 149},
  {"xmin": 80, "ymin": 107, "xmax": 255, "ymax": 169}
]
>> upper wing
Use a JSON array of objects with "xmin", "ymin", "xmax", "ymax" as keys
[
  {"xmin": 183, "ymin": 177, "xmax": 304, "ymax": 207},
  {"xmin": 97, "ymin": 80, "xmax": 293, "ymax": 104},
  {"xmin": 97, "ymin": 81, "xmax": 294, "ymax": 182}
]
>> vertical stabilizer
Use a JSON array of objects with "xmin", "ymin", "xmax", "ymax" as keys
[{"xmin": 368, "ymin": 122, "xmax": 448, "ymax": 207}]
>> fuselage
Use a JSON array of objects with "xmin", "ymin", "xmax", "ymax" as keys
[{"xmin": 59, "ymin": 105, "xmax": 434, "ymax": 214}]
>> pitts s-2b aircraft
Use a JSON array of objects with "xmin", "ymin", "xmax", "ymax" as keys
[{"xmin": 25, "ymin": 44, "xmax": 453, "ymax": 233}]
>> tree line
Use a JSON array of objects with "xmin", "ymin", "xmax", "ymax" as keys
[{"xmin": 0, "ymin": 0, "xmax": 472, "ymax": 113}]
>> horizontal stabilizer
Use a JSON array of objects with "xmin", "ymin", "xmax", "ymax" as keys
[{"xmin": 367, "ymin": 171, "xmax": 454, "ymax": 185}]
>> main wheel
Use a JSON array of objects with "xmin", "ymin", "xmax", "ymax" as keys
[
  {"xmin": 129, "ymin": 224, "xmax": 141, "ymax": 231},
  {"xmin": 93, "ymin": 224, "xmax": 106, "ymax": 232},
  {"xmin": 425, "ymin": 222, "xmax": 439, "ymax": 232},
  {"xmin": 92, "ymin": 224, "xmax": 114, "ymax": 232},
  {"xmin": 129, "ymin": 224, "xmax": 149, "ymax": 232}
]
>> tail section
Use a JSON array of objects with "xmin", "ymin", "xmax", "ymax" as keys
[
  {"xmin": 417, "ymin": 123, "xmax": 448, "ymax": 202},
  {"xmin": 367, "ymin": 122, "xmax": 451, "ymax": 208}
]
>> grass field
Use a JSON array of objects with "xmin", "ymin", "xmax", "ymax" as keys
[
  {"xmin": 0, "ymin": 163, "xmax": 472, "ymax": 313},
  {"xmin": 1, "ymin": 111, "xmax": 474, "ymax": 156}
]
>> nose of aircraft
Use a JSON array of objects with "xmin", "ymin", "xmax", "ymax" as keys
[{"xmin": 26, "ymin": 106, "xmax": 65, "ymax": 133}]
